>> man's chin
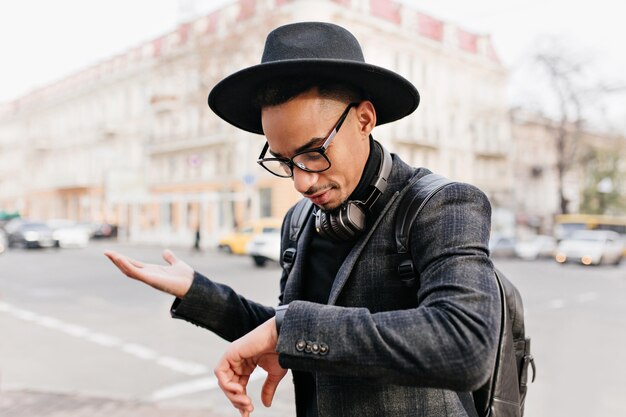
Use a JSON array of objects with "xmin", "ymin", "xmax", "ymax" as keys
[{"xmin": 315, "ymin": 198, "xmax": 344, "ymax": 212}]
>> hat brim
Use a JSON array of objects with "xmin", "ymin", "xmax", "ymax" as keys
[{"xmin": 208, "ymin": 60, "xmax": 420, "ymax": 135}]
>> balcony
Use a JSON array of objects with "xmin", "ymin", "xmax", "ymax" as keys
[{"xmin": 150, "ymin": 94, "xmax": 179, "ymax": 114}]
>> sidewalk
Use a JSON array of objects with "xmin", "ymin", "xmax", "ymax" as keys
[{"xmin": 0, "ymin": 390, "xmax": 218, "ymax": 417}]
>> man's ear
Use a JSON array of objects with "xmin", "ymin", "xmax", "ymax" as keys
[{"xmin": 356, "ymin": 101, "xmax": 376, "ymax": 136}]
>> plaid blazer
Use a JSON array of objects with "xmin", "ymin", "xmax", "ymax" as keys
[{"xmin": 172, "ymin": 154, "xmax": 501, "ymax": 417}]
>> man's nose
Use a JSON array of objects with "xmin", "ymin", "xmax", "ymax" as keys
[{"xmin": 292, "ymin": 168, "xmax": 319, "ymax": 194}]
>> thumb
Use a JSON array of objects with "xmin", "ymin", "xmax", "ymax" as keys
[
  {"xmin": 260, "ymin": 371, "xmax": 283, "ymax": 407},
  {"xmin": 162, "ymin": 249, "xmax": 177, "ymax": 265}
]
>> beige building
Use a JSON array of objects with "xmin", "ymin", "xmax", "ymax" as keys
[
  {"xmin": 511, "ymin": 108, "xmax": 626, "ymax": 235},
  {"xmin": 0, "ymin": 0, "xmax": 513, "ymax": 246}
]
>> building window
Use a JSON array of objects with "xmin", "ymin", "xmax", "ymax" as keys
[
  {"xmin": 259, "ymin": 187, "xmax": 272, "ymax": 217},
  {"xmin": 161, "ymin": 202, "xmax": 172, "ymax": 229}
]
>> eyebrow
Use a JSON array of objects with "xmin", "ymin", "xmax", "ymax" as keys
[{"xmin": 268, "ymin": 136, "xmax": 326, "ymax": 158}]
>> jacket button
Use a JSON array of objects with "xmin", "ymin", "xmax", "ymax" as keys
[
  {"xmin": 304, "ymin": 341, "xmax": 313, "ymax": 353},
  {"xmin": 319, "ymin": 343, "xmax": 329, "ymax": 355},
  {"xmin": 295, "ymin": 340, "xmax": 306, "ymax": 352},
  {"xmin": 311, "ymin": 343, "xmax": 320, "ymax": 354}
]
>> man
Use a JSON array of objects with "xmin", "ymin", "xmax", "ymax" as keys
[{"xmin": 105, "ymin": 22, "xmax": 500, "ymax": 417}]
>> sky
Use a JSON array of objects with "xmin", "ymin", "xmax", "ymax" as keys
[{"xmin": 1, "ymin": 0, "xmax": 624, "ymax": 124}]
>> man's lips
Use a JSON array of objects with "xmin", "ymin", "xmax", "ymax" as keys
[{"xmin": 306, "ymin": 188, "xmax": 333, "ymax": 205}]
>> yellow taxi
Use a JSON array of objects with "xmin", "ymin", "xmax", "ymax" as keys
[{"xmin": 217, "ymin": 217, "xmax": 282, "ymax": 255}]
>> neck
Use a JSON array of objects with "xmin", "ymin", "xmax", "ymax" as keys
[{"xmin": 347, "ymin": 135, "xmax": 380, "ymax": 204}]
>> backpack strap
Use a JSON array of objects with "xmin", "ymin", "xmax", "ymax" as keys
[
  {"xmin": 282, "ymin": 198, "xmax": 313, "ymax": 275},
  {"xmin": 394, "ymin": 173, "xmax": 455, "ymax": 287}
]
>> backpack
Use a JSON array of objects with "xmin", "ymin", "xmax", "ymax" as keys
[
  {"xmin": 281, "ymin": 173, "xmax": 536, "ymax": 417},
  {"xmin": 394, "ymin": 173, "xmax": 536, "ymax": 417}
]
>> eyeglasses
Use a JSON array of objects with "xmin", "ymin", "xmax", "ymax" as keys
[{"xmin": 257, "ymin": 102, "xmax": 358, "ymax": 178}]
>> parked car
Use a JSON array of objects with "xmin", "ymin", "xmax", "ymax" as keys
[
  {"xmin": 91, "ymin": 222, "xmax": 118, "ymax": 239},
  {"xmin": 247, "ymin": 228, "xmax": 281, "ymax": 267},
  {"xmin": 555, "ymin": 230, "xmax": 623, "ymax": 266},
  {"xmin": 0, "ymin": 229, "xmax": 7, "ymax": 254},
  {"xmin": 514, "ymin": 235, "xmax": 557, "ymax": 260},
  {"xmin": 5, "ymin": 219, "xmax": 55, "ymax": 249},
  {"xmin": 47, "ymin": 219, "xmax": 90, "ymax": 248},
  {"xmin": 218, "ymin": 218, "xmax": 282, "ymax": 255},
  {"xmin": 489, "ymin": 234, "xmax": 516, "ymax": 258}
]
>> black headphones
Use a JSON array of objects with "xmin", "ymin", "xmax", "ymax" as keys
[{"xmin": 315, "ymin": 142, "xmax": 392, "ymax": 241}]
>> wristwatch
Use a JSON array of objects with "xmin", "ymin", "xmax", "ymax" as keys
[{"xmin": 274, "ymin": 304, "xmax": 289, "ymax": 335}]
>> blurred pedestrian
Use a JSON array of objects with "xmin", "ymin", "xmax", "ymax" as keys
[{"xmin": 193, "ymin": 226, "xmax": 201, "ymax": 252}]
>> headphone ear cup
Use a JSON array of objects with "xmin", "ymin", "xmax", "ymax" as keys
[
  {"xmin": 329, "ymin": 211, "xmax": 351, "ymax": 240},
  {"xmin": 315, "ymin": 209, "xmax": 335, "ymax": 240},
  {"xmin": 315, "ymin": 203, "xmax": 367, "ymax": 241},
  {"xmin": 339, "ymin": 203, "xmax": 366, "ymax": 237}
]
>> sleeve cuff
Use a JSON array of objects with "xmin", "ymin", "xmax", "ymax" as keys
[{"xmin": 274, "ymin": 304, "xmax": 289, "ymax": 335}]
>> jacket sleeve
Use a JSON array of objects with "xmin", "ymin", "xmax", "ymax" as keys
[
  {"xmin": 275, "ymin": 182, "xmax": 501, "ymax": 392},
  {"xmin": 169, "ymin": 209, "xmax": 296, "ymax": 342},
  {"xmin": 170, "ymin": 271, "xmax": 276, "ymax": 342}
]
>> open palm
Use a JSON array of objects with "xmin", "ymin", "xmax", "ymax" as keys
[{"xmin": 104, "ymin": 249, "xmax": 194, "ymax": 298}]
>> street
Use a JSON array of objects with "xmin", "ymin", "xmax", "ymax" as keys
[{"xmin": 1, "ymin": 241, "xmax": 625, "ymax": 416}]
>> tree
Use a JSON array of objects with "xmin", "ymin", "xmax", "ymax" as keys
[
  {"xmin": 518, "ymin": 37, "xmax": 626, "ymax": 214},
  {"xmin": 579, "ymin": 144, "xmax": 626, "ymax": 215}
]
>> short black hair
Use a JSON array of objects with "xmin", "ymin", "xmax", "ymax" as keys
[{"xmin": 255, "ymin": 77, "xmax": 368, "ymax": 108}]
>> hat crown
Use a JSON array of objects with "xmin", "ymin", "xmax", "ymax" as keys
[{"xmin": 261, "ymin": 22, "xmax": 365, "ymax": 64}]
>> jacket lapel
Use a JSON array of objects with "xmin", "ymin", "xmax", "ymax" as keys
[
  {"xmin": 327, "ymin": 189, "xmax": 402, "ymax": 305},
  {"xmin": 281, "ymin": 215, "xmax": 315, "ymax": 304}
]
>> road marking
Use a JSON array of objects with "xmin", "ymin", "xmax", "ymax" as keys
[
  {"xmin": 149, "ymin": 369, "xmax": 267, "ymax": 401},
  {"xmin": 122, "ymin": 343, "xmax": 158, "ymax": 360},
  {"xmin": 88, "ymin": 332, "xmax": 122, "ymax": 347},
  {"xmin": 35, "ymin": 316, "xmax": 64, "ymax": 330},
  {"xmin": 548, "ymin": 299, "xmax": 566, "ymax": 309},
  {"xmin": 0, "ymin": 301, "xmax": 209, "ymax": 377},
  {"xmin": 59, "ymin": 323, "xmax": 90, "ymax": 337},
  {"xmin": 11, "ymin": 308, "xmax": 38, "ymax": 321},
  {"xmin": 577, "ymin": 292, "xmax": 598, "ymax": 303},
  {"xmin": 150, "ymin": 376, "xmax": 219, "ymax": 401},
  {"xmin": 156, "ymin": 356, "xmax": 209, "ymax": 376}
]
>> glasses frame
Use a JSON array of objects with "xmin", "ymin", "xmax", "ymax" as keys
[{"xmin": 257, "ymin": 102, "xmax": 359, "ymax": 178}]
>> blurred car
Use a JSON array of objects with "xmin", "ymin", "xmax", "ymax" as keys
[
  {"xmin": 247, "ymin": 228, "xmax": 281, "ymax": 267},
  {"xmin": 5, "ymin": 219, "xmax": 55, "ymax": 248},
  {"xmin": 47, "ymin": 219, "xmax": 90, "ymax": 248},
  {"xmin": 218, "ymin": 218, "xmax": 282, "ymax": 255},
  {"xmin": 91, "ymin": 222, "xmax": 118, "ymax": 238},
  {"xmin": 514, "ymin": 235, "xmax": 557, "ymax": 260},
  {"xmin": 555, "ymin": 230, "xmax": 623, "ymax": 266},
  {"xmin": 489, "ymin": 234, "xmax": 516, "ymax": 258},
  {"xmin": 0, "ymin": 229, "xmax": 7, "ymax": 254}
]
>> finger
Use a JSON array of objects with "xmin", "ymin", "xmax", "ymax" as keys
[
  {"xmin": 104, "ymin": 252, "xmax": 131, "ymax": 274},
  {"xmin": 162, "ymin": 249, "xmax": 177, "ymax": 265},
  {"xmin": 127, "ymin": 258, "xmax": 145, "ymax": 268},
  {"xmin": 226, "ymin": 391, "xmax": 254, "ymax": 410},
  {"xmin": 218, "ymin": 377, "xmax": 245, "ymax": 395},
  {"xmin": 215, "ymin": 372, "xmax": 253, "ymax": 412},
  {"xmin": 107, "ymin": 253, "xmax": 147, "ymax": 281},
  {"xmin": 104, "ymin": 251, "xmax": 122, "ymax": 265},
  {"xmin": 261, "ymin": 372, "xmax": 284, "ymax": 407},
  {"xmin": 113, "ymin": 255, "xmax": 141, "ymax": 276},
  {"xmin": 215, "ymin": 366, "xmax": 245, "ymax": 394}
]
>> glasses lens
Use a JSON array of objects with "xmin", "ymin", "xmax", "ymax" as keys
[
  {"xmin": 261, "ymin": 160, "xmax": 292, "ymax": 177},
  {"xmin": 292, "ymin": 151, "xmax": 330, "ymax": 173}
]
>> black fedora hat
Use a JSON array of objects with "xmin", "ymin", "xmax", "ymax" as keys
[{"xmin": 208, "ymin": 22, "xmax": 420, "ymax": 135}]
